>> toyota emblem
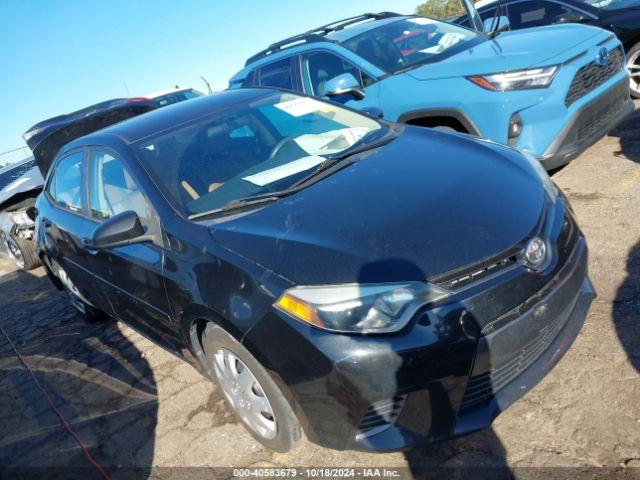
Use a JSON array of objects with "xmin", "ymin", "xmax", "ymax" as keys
[
  {"xmin": 524, "ymin": 237, "xmax": 547, "ymax": 268},
  {"xmin": 596, "ymin": 47, "xmax": 609, "ymax": 67}
]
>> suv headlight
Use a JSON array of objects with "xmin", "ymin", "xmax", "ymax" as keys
[
  {"xmin": 521, "ymin": 151, "xmax": 558, "ymax": 203},
  {"xmin": 274, "ymin": 282, "xmax": 450, "ymax": 334},
  {"xmin": 10, "ymin": 212, "xmax": 34, "ymax": 227},
  {"xmin": 468, "ymin": 66, "xmax": 559, "ymax": 91}
]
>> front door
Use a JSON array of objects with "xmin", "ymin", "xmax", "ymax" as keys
[{"xmin": 85, "ymin": 148, "xmax": 182, "ymax": 351}]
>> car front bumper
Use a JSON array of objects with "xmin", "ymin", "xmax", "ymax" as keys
[{"xmin": 244, "ymin": 227, "xmax": 594, "ymax": 452}]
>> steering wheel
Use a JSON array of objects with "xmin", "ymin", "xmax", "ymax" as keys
[{"xmin": 268, "ymin": 136, "xmax": 296, "ymax": 160}]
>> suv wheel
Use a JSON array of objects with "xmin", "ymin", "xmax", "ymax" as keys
[
  {"xmin": 628, "ymin": 43, "xmax": 640, "ymax": 99},
  {"xmin": 201, "ymin": 323, "xmax": 302, "ymax": 452},
  {"xmin": 3, "ymin": 234, "xmax": 40, "ymax": 271}
]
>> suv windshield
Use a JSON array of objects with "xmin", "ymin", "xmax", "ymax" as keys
[
  {"xmin": 136, "ymin": 92, "xmax": 384, "ymax": 217},
  {"xmin": 341, "ymin": 17, "xmax": 480, "ymax": 74}
]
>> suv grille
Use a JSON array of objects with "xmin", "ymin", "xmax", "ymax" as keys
[{"xmin": 565, "ymin": 46, "xmax": 624, "ymax": 107}]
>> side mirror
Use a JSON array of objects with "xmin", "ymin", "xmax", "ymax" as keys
[
  {"xmin": 483, "ymin": 16, "xmax": 511, "ymax": 33},
  {"xmin": 323, "ymin": 73, "xmax": 365, "ymax": 101},
  {"xmin": 552, "ymin": 11, "xmax": 587, "ymax": 24},
  {"xmin": 87, "ymin": 210, "xmax": 148, "ymax": 250}
]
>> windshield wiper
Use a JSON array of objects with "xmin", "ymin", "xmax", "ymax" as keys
[
  {"xmin": 188, "ymin": 194, "xmax": 288, "ymax": 220},
  {"xmin": 489, "ymin": 0, "xmax": 504, "ymax": 39}
]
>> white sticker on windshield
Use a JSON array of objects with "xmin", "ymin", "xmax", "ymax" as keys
[
  {"xmin": 242, "ymin": 156, "xmax": 325, "ymax": 186},
  {"xmin": 274, "ymin": 97, "xmax": 327, "ymax": 117},
  {"xmin": 407, "ymin": 17, "xmax": 436, "ymax": 25}
]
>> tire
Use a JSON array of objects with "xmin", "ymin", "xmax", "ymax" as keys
[
  {"xmin": 201, "ymin": 323, "xmax": 302, "ymax": 452},
  {"xmin": 4, "ymin": 234, "xmax": 41, "ymax": 271},
  {"xmin": 628, "ymin": 42, "xmax": 640, "ymax": 99}
]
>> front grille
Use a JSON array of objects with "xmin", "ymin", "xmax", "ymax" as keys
[
  {"xmin": 565, "ymin": 46, "xmax": 624, "ymax": 107},
  {"xmin": 357, "ymin": 395, "xmax": 406, "ymax": 438},
  {"xmin": 434, "ymin": 252, "xmax": 519, "ymax": 290}
]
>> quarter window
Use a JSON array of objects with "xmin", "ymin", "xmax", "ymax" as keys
[
  {"xmin": 48, "ymin": 151, "xmax": 84, "ymax": 212},
  {"xmin": 88, "ymin": 150, "xmax": 148, "ymax": 226}
]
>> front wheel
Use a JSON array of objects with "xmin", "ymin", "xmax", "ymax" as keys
[
  {"xmin": 3, "ymin": 234, "xmax": 40, "ymax": 271},
  {"xmin": 201, "ymin": 323, "xmax": 302, "ymax": 452},
  {"xmin": 628, "ymin": 43, "xmax": 640, "ymax": 99}
]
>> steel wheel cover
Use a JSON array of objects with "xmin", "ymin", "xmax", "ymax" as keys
[{"xmin": 213, "ymin": 348, "xmax": 277, "ymax": 440}]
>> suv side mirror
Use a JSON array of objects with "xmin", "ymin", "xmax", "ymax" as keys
[
  {"xmin": 552, "ymin": 11, "xmax": 587, "ymax": 24},
  {"xmin": 483, "ymin": 15, "xmax": 511, "ymax": 33},
  {"xmin": 87, "ymin": 210, "xmax": 149, "ymax": 250},
  {"xmin": 324, "ymin": 73, "xmax": 365, "ymax": 101}
]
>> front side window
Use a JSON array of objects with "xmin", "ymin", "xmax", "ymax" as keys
[
  {"xmin": 49, "ymin": 151, "xmax": 84, "ymax": 212},
  {"xmin": 301, "ymin": 51, "xmax": 363, "ymax": 98},
  {"xmin": 88, "ymin": 150, "xmax": 148, "ymax": 226},
  {"xmin": 341, "ymin": 17, "xmax": 480, "ymax": 73},
  {"xmin": 136, "ymin": 92, "xmax": 385, "ymax": 217}
]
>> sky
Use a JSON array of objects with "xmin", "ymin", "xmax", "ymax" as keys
[{"xmin": 0, "ymin": 0, "xmax": 420, "ymax": 166}]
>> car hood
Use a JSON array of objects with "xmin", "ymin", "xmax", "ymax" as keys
[
  {"xmin": 407, "ymin": 24, "xmax": 608, "ymax": 81},
  {"xmin": 207, "ymin": 127, "xmax": 546, "ymax": 286},
  {"xmin": 0, "ymin": 165, "xmax": 43, "ymax": 210}
]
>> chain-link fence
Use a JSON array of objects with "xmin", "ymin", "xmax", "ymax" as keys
[{"xmin": 0, "ymin": 146, "xmax": 32, "ymax": 169}]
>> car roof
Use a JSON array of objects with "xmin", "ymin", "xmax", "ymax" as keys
[
  {"xmin": 325, "ymin": 15, "xmax": 410, "ymax": 42},
  {"xmin": 71, "ymin": 88, "xmax": 270, "ymax": 147}
]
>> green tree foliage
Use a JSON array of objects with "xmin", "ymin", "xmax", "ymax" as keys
[{"xmin": 415, "ymin": 0, "xmax": 465, "ymax": 20}]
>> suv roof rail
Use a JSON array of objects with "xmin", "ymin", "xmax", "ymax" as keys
[{"xmin": 244, "ymin": 11, "xmax": 402, "ymax": 66}]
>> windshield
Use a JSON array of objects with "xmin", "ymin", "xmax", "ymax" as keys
[
  {"xmin": 341, "ymin": 17, "xmax": 480, "ymax": 74},
  {"xmin": 578, "ymin": 0, "xmax": 640, "ymax": 9},
  {"xmin": 136, "ymin": 93, "xmax": 384, "ymax": 217}
]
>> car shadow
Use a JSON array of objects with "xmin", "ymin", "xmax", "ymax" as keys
[
  {"xmin": 612, "ymin": 241, "xmax": 640, "ymax": 374},
  {"xmin": 609, "ymin": 101, "xmax": 640, "ymax": 164},
  {"xmin": 0, "ymin": 267, "xmax": 157, "ymax": 479},
  {"xmin": 355, "ymin": 259, "xmax": 511, "ymax": 479}
]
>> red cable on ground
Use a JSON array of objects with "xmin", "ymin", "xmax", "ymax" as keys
[{"xmin": 0, "ymin": 321, "xmax": 111, "ymax": 480}]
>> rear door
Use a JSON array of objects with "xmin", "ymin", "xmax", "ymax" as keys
[{"xmin": 86, "ymin": 148, "xmax": 181, "ymax": 351}]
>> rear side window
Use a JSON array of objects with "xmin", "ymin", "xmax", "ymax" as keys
[
  {"xmin": 301, "ymin": 51, "xmax": 363, "ymax": 98},
  {"xmin": 244, "ymin": 57, "xmax": 298, "ymax": 91},
  {"xmin": 48, "ymin": 151, "xmax": 84, "ymax": 212},
  {"xmin": 88, "ymin": 150, "xmax": 148, "ymax": 226},
  {"xmin": 155, "ymin": 89, "xmax": 201, "ymax": 107}
]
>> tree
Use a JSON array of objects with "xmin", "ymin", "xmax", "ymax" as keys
[{"xmin": 416, "ymin": 0, "xmax": 465, "ymax": 20}]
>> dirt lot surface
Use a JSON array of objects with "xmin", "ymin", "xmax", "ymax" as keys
[{"xmin": 1, "ymin": 104, "xmax": 639, "ymax": 479}]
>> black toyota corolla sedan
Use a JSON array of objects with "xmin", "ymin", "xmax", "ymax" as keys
[{"xmin": 33, "ymin": 88, "xmax": 595, "ymax": 452}]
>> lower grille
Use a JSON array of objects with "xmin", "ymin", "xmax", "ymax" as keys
[
  {"xmin": 460, "ymin": 300, "xmax": 570, "ymax": 410},
  {"xmin": 565, "ymin": 46, "xmax": 624, "ymax": 107},
  {"xmin": 575, "ymin": 90, "xmax": 629, "ymax": 143},
  {"xmin": 357, "ymin": 395, "xmax": 406, "ymax": 438}
]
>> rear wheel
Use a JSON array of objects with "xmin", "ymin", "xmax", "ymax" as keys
[
  {"xmin": 4, "ymin": 234, "xmax": 40, "ymax": 271},
  {"xmin": 628, "ymin": 43, "xmax": 640, "ymax": 99},
  {"xmin": 201, "ymin": 323, "xmax": 302, "ymax": 452}
]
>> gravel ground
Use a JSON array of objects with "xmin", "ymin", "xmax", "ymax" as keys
[{"xmin": 0, "ymin": 104, "xmax": 638, "ymax": 479}]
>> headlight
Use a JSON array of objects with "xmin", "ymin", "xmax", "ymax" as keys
[
  {"xmin": 468, "ymin": 66, "xmax": 559, "ymax": 91},
  {"xmin": 10, "ymin": 212, "xmax": 34, "ymax": 227},
  {"xmin": 521, "ymin": 151, "xmax": 558, "ymax": 203},
  {"xmin": 274, "ymin": 282, "xmax": 450, "ymax": 334}
]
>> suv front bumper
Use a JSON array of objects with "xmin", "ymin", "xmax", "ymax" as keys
[{"xmin": 540, "ymin": 78, "xmax": 634, "ymax": 170}]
